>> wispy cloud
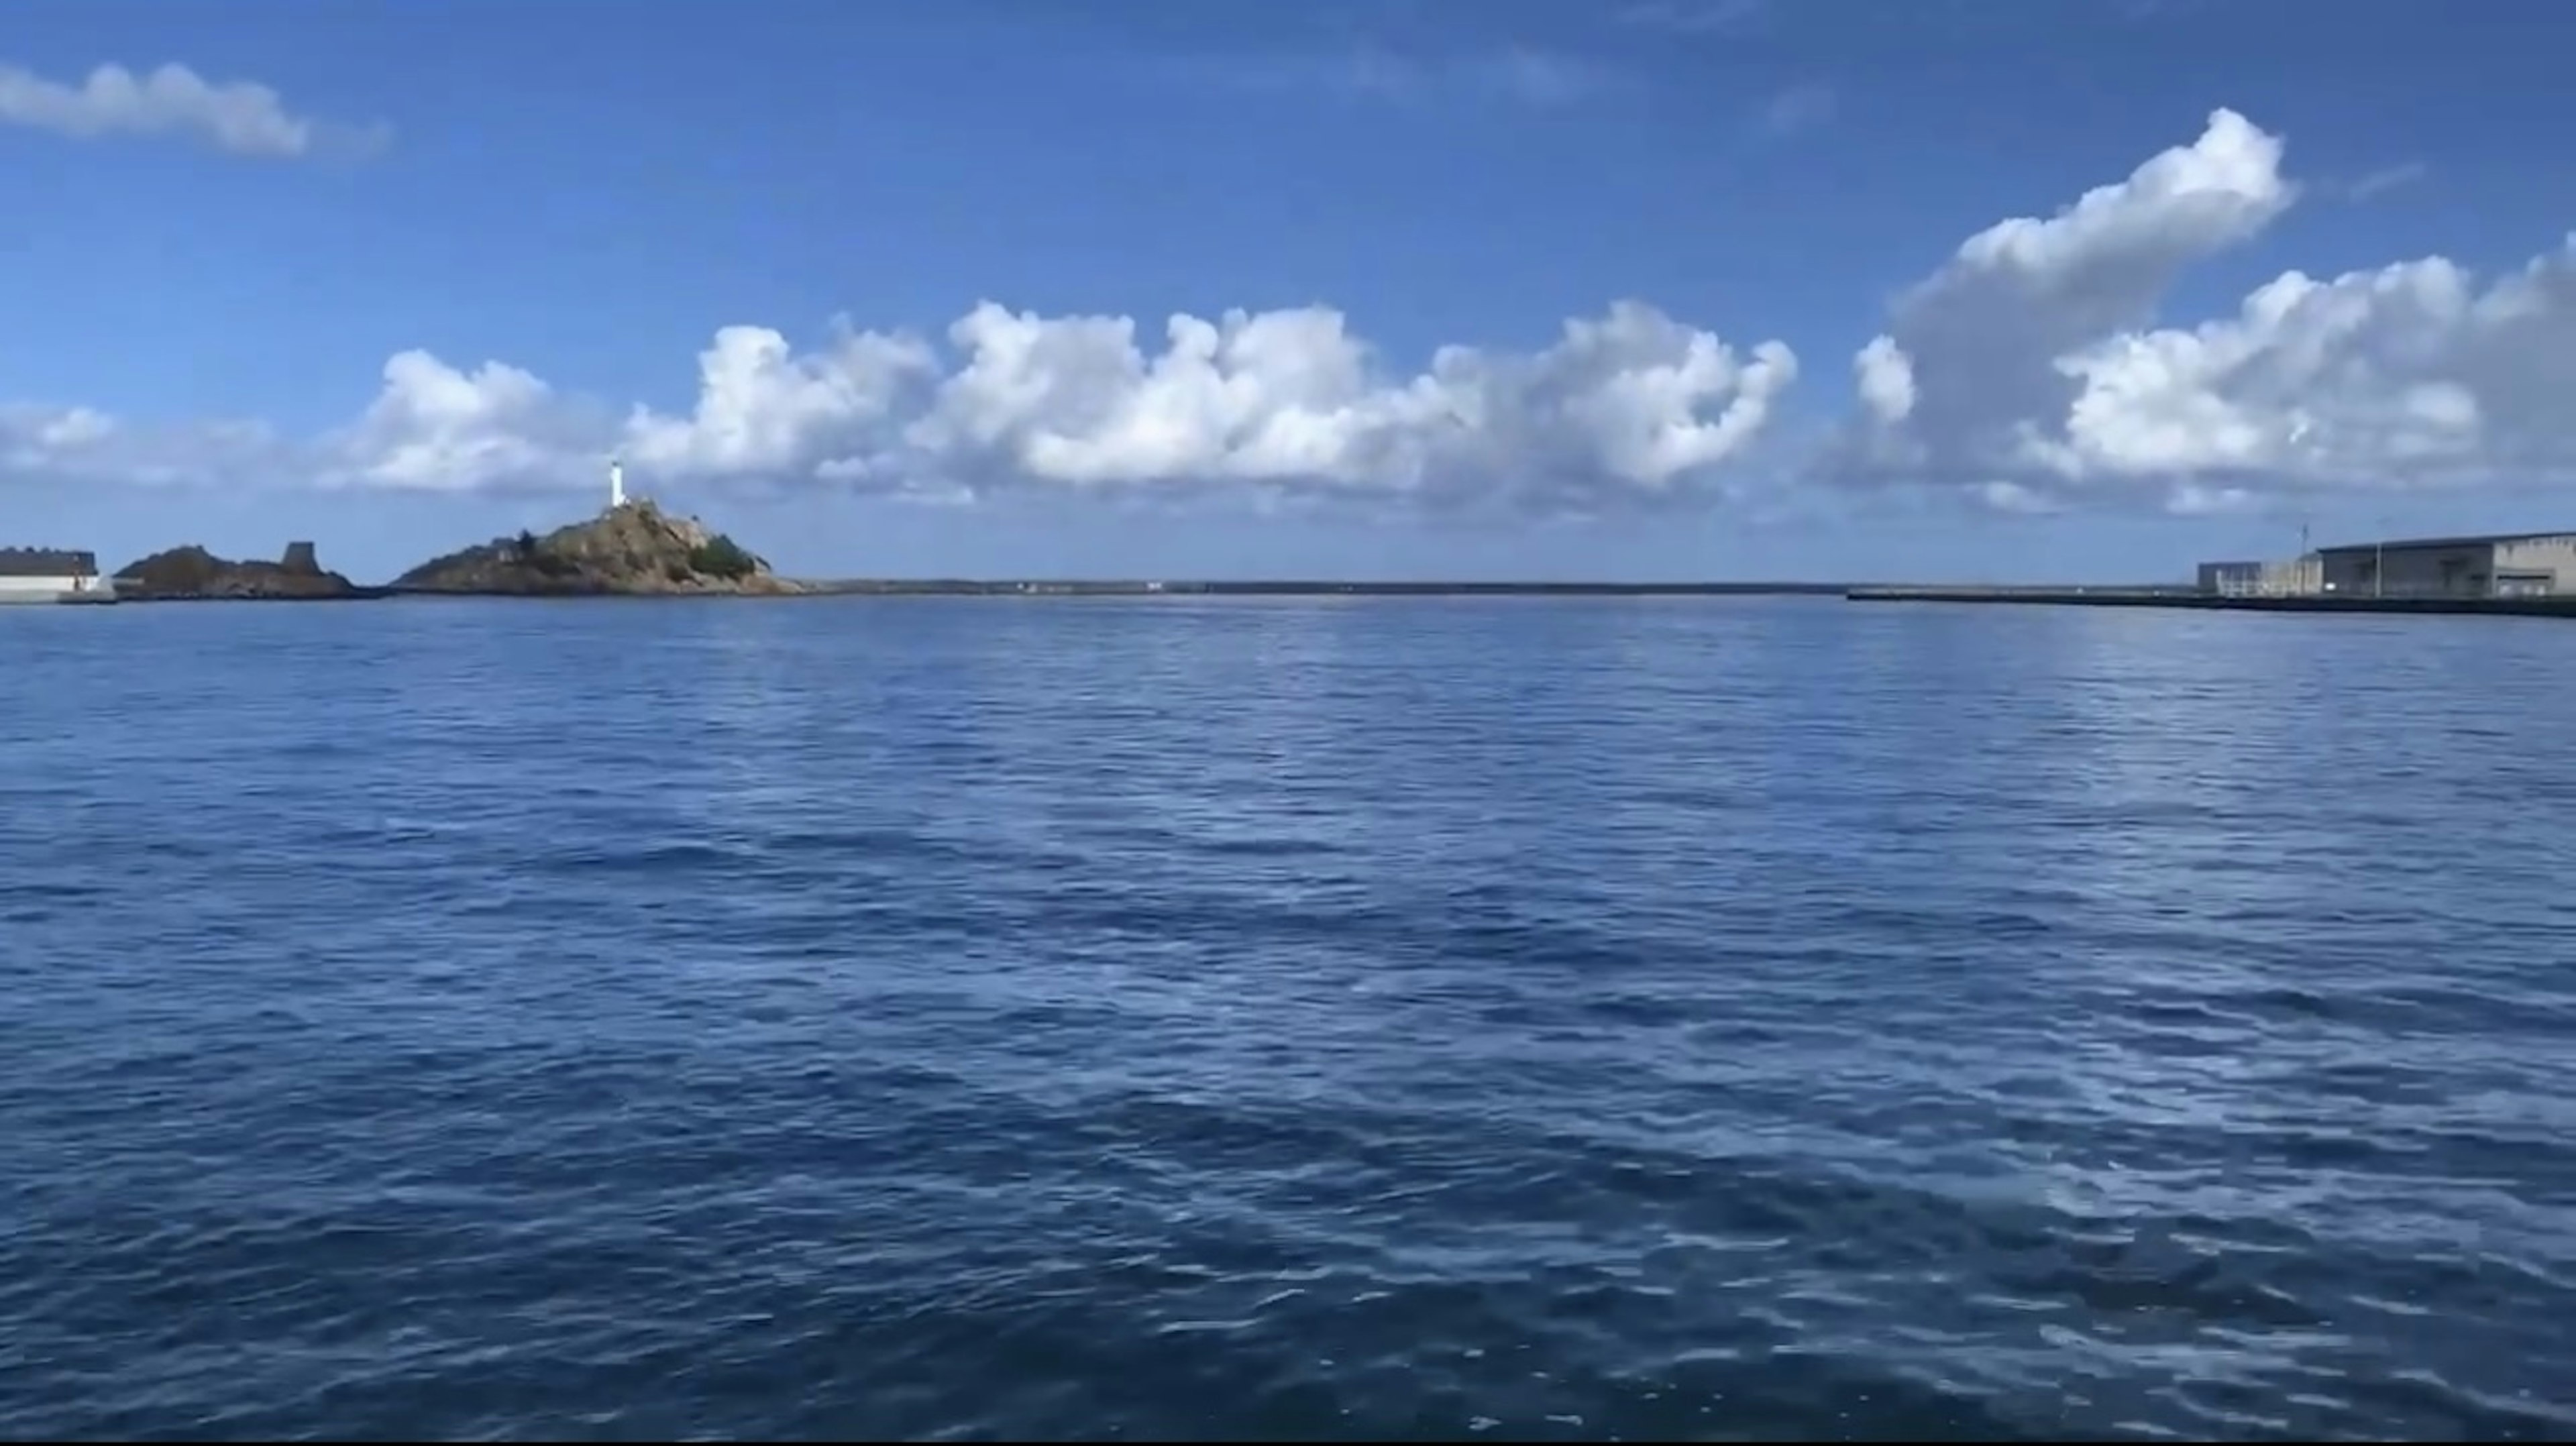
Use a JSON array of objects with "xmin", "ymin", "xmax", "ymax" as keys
[
  {"xmin": 1157, "ymin": 42, "xmax": 1611, "ymax": 109},
  {"xmin": 0, "ymin": 60, "xmax": 385, "ymax": 160},
  {"xmin": 1754, "ymin": 82, "xmax": 1836, "ymax": 139},
  {"xmin": 2109, "ymin": 0, "xmax": 2210, "ymax": 20},
  {"xmin": 1618, "ymin": 0, "xmax": 1766, "ymax": 35},
  {"xmin": 2343, "ymin": 160, "xmax": 2428, "ymax": 201},
  {"xmin": 1461, "ymin": 47, "xmax": 1605, "ymax": 107}
]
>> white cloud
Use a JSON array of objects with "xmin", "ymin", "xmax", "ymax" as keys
[
  {"xmin": 1, "ymin": 405, "xmax": 113, "ymax": 475},
  {"xmin": 893, "ymin": 300, "xmax": 1794, "ymax": 510},
  {"xmin": 1853, "ymin": 336, "xmax": 1915, "ymax": 425},
  {"xmin": 1, "ymin": 402, "xmax": 279, "ymax": 488},
  {"xmin": 320, "ymin": 352, "xmax": 581, "ymax": 493},
  {"xmin": 30, "ymin": 101, "xmax": 2567, "ymax": 523},
  {"xmin": 0, "ymin": 60, "xmax": 381, "ymax": 158},
  {"xmin": 704, "ymin": 299, "xmax": 1794, "ymax": 513},
  {"xmin": 1835, "ymin": 107, "xmax": 2576, "ymax": 511},
  {"xmin": 0, "ymin": 302, "xmax": 1798, "ymax": 517},
  {"xmin": 625, "ymin": 325, "xmax": 938, "ymax": 480}
]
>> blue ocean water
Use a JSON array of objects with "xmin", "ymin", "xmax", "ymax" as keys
[{"xmin": 4, "ymin": 596, "xmax": 2575, "ymax": 1441}]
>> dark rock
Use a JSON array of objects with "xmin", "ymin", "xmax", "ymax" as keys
[{"xmin": 114, "ymin": 543, "xmax": 365, "ymax": 601}]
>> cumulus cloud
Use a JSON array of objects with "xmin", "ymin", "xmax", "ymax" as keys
[
  {"xmin": 625, "ymin": 325, "xmax": 940, "ymax": 482},
  {"xmin": 632, "ymin": 300, "xmax": 1796, "ymax": 514},
  {"xmin": 319, "ymin": 353, "xmax": 597, "ymax": 493},
  {"xmin": 0, "ymin": 60, "xmax": 382, "ymax": 158},
  {"xmin": 31, "ymin": 101, "xmax": 2565, "ymax": 522},
  {"xmin": 1837, "ymin": 107, "xmax": 2576, "ymax": 512},
  {"xmin": 0, "ymin": 302, "xmax": 1797, "ymax": 517}
]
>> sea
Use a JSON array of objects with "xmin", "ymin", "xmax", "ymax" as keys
[{"xmin": 4, "ymin": 596, "xmax": 2574, "ymax": 1441}]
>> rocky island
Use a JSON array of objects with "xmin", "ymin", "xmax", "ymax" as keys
[
  {"xmin": 392, "ymin": 500, "xmax": 802, "ymax": 597},
  {"xmin": 114, "ymin": 541, "xmax": 370, "ymax": 601}
]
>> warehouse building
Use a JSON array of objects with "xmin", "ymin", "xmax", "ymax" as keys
[
  {"xmin": 2313, "ymin": 531, "xmax": 2576, "ymax": 599},
  {"xmin": 0, "ymin": 547, "xmax": 108, "ymax": 604}
]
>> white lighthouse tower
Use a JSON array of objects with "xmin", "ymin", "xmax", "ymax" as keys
[{"xmin": 608, "ymin": 455, "xmax": 626, "ymax": 510}]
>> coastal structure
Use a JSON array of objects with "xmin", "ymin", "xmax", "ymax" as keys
[
  {"xmin": 0, "ymin": 547, "xmax": 112, "ymax": 604},
  {"xmin": 2198, "ymin": 552, "xmax": 2324, "ymax": 598},
  {"xmin": 1872, "ymin": 524, "xmax": 2576, "ymax": 616},
  {"xmin": 609, "ymin": 456, "xmax": 626, "ymax": 510},
  {"xmin": 2199, "ymin": 531, "xmax": 2576, "ymax": 600},
  {"xmin": 2196, "ymin": 560, "xmax": 2264, "ymax": 593}
]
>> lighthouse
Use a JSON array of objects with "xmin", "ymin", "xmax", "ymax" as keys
[{"xmin": 608, "ymin": 456, "xmax": 626, "ymax": 510}]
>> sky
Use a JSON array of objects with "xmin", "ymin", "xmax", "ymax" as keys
[{"xmin": 5, "ymin": 0, "xmax": 2575, "ymax": 583}]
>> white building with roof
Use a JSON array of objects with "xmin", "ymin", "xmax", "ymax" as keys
[{"xmin": 0, "ymin": 547, "xmax": 109, "ymax": 604}]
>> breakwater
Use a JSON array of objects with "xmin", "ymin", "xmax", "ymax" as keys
[
  {"xmin": 1845, "ymin": 586, "xmax": 2576, "ymax": 617},
  {"xmin": 798, "ymin": 579, "xmax": 1852, "ymax": 597}
]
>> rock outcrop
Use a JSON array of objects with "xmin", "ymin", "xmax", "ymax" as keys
[
  {"xmin": 392, "ymin": 500, "xmax": 799, "ymax": 596},
  {"xmin": 114, "ymin": 541, "xmax": 366, "ymax": 601}
]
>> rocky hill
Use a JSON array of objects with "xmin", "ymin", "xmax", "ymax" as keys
[
  {"xmin": 393, "ymin": 500, "xmax": 800, "ymax": 596},
  {"xmin": 115, "ymin": 541, "xmax": 367, "ymax": 601}
]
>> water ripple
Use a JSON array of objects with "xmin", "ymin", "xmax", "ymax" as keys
[{"xmin": 3, "ymin": 598, "xmax": 2575, "ymax": 1439}]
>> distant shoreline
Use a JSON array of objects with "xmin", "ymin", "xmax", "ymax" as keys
[
  {"xmin": 790, "ymin": 579, "xmax": 1860, "ymax": 598},
  {"xmin": 107, "ymin": 579, "xmax": 1863, "ymax": 602},
  {"xmin": 62, "ymin": 580, "xmax": 2576, "ymax": 615}
]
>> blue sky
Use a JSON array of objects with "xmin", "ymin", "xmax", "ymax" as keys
[{"xmin": 5, "ymin": 0, "xmax": 2575, "ymax": 582}]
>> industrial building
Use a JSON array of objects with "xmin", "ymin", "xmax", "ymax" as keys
[
  {"xmin": 0, "ymin": 547, "xmax": 109, "ymax": 604},
  {"xmin": 2314, "ymin": 532, "xmax": 2576, "ymax": 598},
  {"xmin": 2199, "ymin": 531, "xmax": 2576, "ymax": 600}
]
